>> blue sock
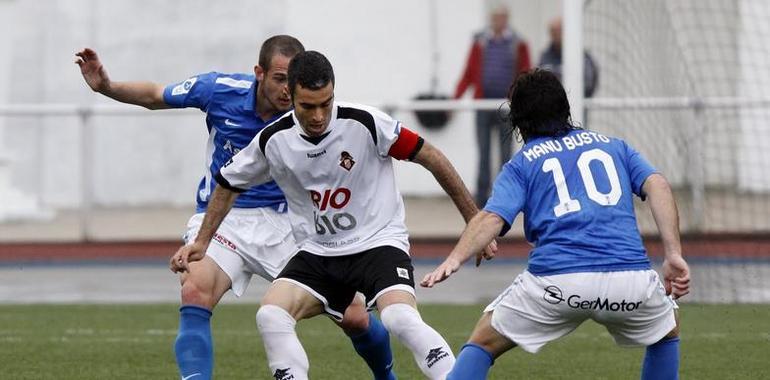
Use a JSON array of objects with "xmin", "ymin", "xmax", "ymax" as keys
[
  {"xmin": 447, "ymin": 343, "xmax": 494, "ymax": 380},
  {"xmin": 350, "ymin": 312, "xmax": 396, "ymax": 380},
  {"xmin": 641, "ymin": 337, "xmax": 680, "ymax": 380},
  {"xmin": 175, "ymin": 305, "xmax": 213, "ymax": 380}
]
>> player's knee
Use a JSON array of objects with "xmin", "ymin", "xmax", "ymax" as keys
[
  {"xmin": 180, "ymin": 279, "xmax": 216, "ymax": 309},
  {"xmin": 339, "ymin": 305, "xmax": 370, "ymax": 336},
  {"xmin": 256, "ymin": 304, "xmax": 296, "ymax": 334},
  {"xmin": 380, "ymin": 303, "xmax": 421, "ymax": 334}
]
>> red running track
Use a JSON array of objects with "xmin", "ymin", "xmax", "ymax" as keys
[{"xmin": 1, "ymin": 235, "xmax": 768, "ymax": 263}]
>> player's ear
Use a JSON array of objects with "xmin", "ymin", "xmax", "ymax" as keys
[{"xmin": 254, "ymin": 65, "xmax": 265, "ymax": 81}]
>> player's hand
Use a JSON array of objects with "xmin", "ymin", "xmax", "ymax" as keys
[
  {"xmin": 169, "ymin": 242, "xmax": 207, "ymax": 273},
  {"xmin": 662, "ymin": 254, "xmax": 690, "ymax": 299},
  {"xmin": 75, "ymin": 48, "xmax": 110, "ymax": 93},
  {"xmin": 476, "ymin": 239, "xmax": 498, "ymax": 267},
  {"xmin": 420, "ymin": 257, "xmax": 462, "ymax": 288}
]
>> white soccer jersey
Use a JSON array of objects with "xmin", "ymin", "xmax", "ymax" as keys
[{"xmin": 216, "ymin": 101, "xmax": 423, "ymax": 257}]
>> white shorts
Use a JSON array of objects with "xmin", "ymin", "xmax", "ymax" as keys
[
  {"xmin": 183, "ymin": 207, "xmax": 297, "ymax": 297},
  {"xmin": 484, "ymin": 270, "xmax": 677, "ymax": 353}
]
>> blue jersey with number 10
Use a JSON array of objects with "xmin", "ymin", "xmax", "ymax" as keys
[
  {"xmin": 484, "ymin": 129, "xmax": 656, "ymax": 276},
  {"xmin": 163, "ymin": 72, "xmax": 287, "ymax": 213}
]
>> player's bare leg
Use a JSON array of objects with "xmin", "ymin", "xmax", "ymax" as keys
[
  {"xmin": 175, "ymin": 256, "xmax": 232, "ymax": 380},
  {"xmin": 446, "ymin": 311, "xmax": 516, "ymax": 380},
  {"xmin": 257, "ymin": 280, "xmax": 325, "ymax": 380},
  {"xmin": 466, "ymin": 312, "xmax": 517, "ymax": 358},
  {"xmin": 335, "ymin": 295, "xmax": 396, "ymax": 380},
  {"xmin": 337, "ymin": 294, "xmax": 369, "ymax": 334},
  {"xmin": 376, "ymin": 290, "xmax": 455, "ymax": 379},
  {"xmin": 179, "ymin": 256, "xmax": 232, "ymax": 308},
  {"xmin": 641, "ymin": 310, "xmax": 681, "ymax": 380}
]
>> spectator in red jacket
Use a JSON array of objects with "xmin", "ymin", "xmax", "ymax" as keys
[{"xmin": 455, "ymin": 5, "xmax": 532, "ymax": 206}]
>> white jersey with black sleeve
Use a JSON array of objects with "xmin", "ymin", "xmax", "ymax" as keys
[{"xmin": 215, "ymin": 101, "xmax": 425, "ymax": 257}]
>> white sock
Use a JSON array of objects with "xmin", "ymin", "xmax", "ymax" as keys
[
  {"xmin": 380, "ymin": 303, "xmax": 455, "ymax": 379},
  {"xmin": 256, "ymin": 305, "xmax": 309, "ymax": 380}
]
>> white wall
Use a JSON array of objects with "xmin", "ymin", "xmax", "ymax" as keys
[
  {"xmin": 1, "ymin": 0, "xmax": 560, "ymax": 208},
  {"xmin": 738, "ymin": 0, "xmax": 770, "ymax": 191}
]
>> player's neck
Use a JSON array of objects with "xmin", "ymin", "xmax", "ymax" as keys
[{"xmin": 255, "ymin": 95, "xmax": 279, "ymax": 122}]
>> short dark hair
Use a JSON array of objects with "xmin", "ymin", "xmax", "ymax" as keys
[
  {"xmin": 288, "ymin": 51, "xmax": 335, "ymax": 98},
  {"xmin": 507, "ymin": 68, "xmax": 578, "ymax": 142},
  {"xmin": 258, "ymin": 35, "xmax": 304, "ymax": 72}
]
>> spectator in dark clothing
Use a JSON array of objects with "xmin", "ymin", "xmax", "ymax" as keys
[
  {"xmin": 455, "ymin": 5, "xmax": 532, "ymax": 207},
  {"xmin": 538, "ymin": 17, "xmax": 599, "ymax": 98}
]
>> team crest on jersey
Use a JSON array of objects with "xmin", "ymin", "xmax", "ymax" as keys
[{"xmin": 339, "ymin": 151, "xmax": 355, "ymax": 171}]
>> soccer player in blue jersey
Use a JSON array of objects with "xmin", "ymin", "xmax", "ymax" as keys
[
  {"xmin": 75, "ymin": 36, "xmax": 396, "ymax": 380},
  {"xmin": 421, "ymin": 69, "xmax": 691, "ymax": 380}
]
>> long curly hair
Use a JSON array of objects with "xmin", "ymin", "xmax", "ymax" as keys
[{"xmin": 507, "ymin": 69, "xmax": 579, "ymax": 143}]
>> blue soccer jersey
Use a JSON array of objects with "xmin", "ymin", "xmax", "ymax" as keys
[
  {"xmin": 484, "ymin": 129, "xmax": 657, "ymax": 275},
  {"xmin": 163, "ymin": 72, "xmax": 286, "ymax": 212}
]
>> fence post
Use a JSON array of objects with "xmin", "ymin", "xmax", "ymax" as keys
[
  {"xmin": 78, "ymin": 106, "xmax": 94, "ymax": 242},
  {"xmin": 689, "ymin": 100, "xmax": 706, "ymax": 232},
  {"xmin": 563, "ymin": 0, "xmax": 585, "ymax": 126}
]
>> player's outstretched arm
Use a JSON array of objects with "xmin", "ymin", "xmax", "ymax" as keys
[
  {"xmin": 420, "ymin": 211, "xmax": 504, "ymax": 288},
  {"xmin": 411, "ymin": 141, "xmax": 497, "ymax": 261},
  {"xmin": 411, "ymin": 141, "xmax": 476, "ymax": 222},
  {"xmin": 170, "ymin": 185, "xmax": 238, "ymax": 273},
  {"xmin": 75, "ymin": 48, "xmax": 169, "ymax": 110},
  {"xmin": 643, "ymin": 173, "xmax": 691, "ymax": 299}
]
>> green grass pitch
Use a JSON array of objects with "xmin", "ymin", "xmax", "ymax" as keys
[{"xmin": 1, "ymin": 304, "xmax": 768, "ymax": 379}]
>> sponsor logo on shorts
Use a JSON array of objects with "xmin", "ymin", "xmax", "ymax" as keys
[
  {"xmin": 396, "ymin": 267, "xmax": 410, "ymax": 280},
  {"xmin": 425, "ymin": 347, "xmax": 449, "ymax": 368},
  {"xmin": 543, "ymin": 286, "xmax": 642, "ymax": 312},
  {"xmin": 212, "ymin": 232, "xmax": 237, "ymax": 251},
  {"xmin": 543, "ymin": 285, "xmax": 564, "ymax": 304},
  {"xmin": 273, "ymin": 367, "xmax": 294, "ymax": 380}
]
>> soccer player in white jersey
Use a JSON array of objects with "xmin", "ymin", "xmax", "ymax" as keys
[
  {"xmin": 76, "ymin": 37, "xmax": 397, "ymax": 380},
  {"xmin": 173, "ymin": 50, "xmax": 496, "ymax": 380},
  {"xmin": 421, "ymin": 69, "xmax": 691, "ymax": 380}
]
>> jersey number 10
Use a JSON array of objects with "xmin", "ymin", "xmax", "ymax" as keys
[{"xmin": 542, "ymin": 148, "xmax": 622, "ymax": 217}]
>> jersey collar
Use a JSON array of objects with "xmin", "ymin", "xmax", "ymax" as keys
[
  {"xmin": 243, "ymin": 79, "xmax": 258, "ymax": 115},
  {"xmin": 482, "ymin": 28, "xmax": 513, "ymax": 42}
]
